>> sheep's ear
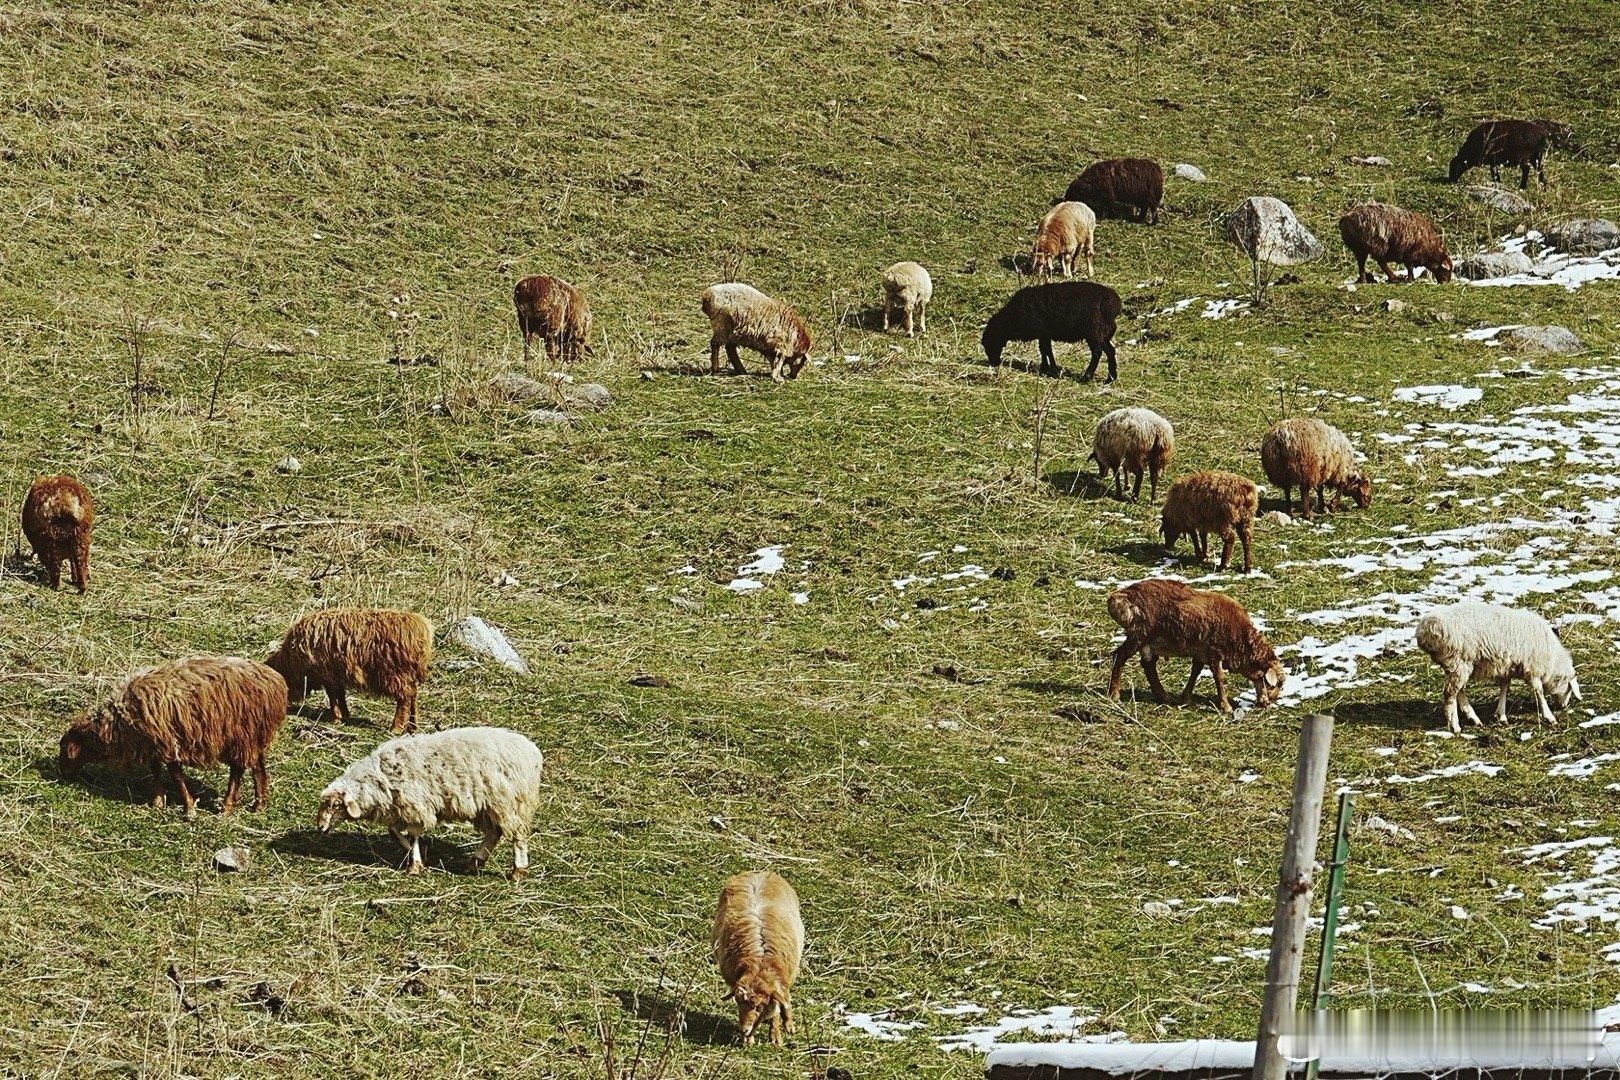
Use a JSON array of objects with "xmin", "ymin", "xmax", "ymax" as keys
[
  {"xmin": 343, "ymin": 792, "xmax": 362, "ymax": 819},
  {"xmin": 1571, "ymin": 678, "xmax": 1583, "ymax": 701}
]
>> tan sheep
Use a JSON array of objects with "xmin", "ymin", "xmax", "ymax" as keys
[
  {"xmin": 1030, "ymin": 200, "xmax": 1097, "ymax": 279},
  {"xmin": 701, "ymin": 283, "xmax": 812, "ymax": 384},
  {"xmin": 1091, "ymin": 407, "xmax": 1175, "ymax": 501},
  {"xmin": 1260, "ymin": 418, "xmax": 1372, "ymax": 519},
  {"xmin": 513, "ymin": 275, "xmax": 592, "ymax": 366},
  {"xmin": 58, "ymin": 656, "xmax": 288, "ymax": 817},
  {"xmin": 21, "ymin": 475, "xmax": 93, "ymax": 594},
  {"xmin": 266, "ymin": 609, "xmax": 433, "ymax": 734},
  {"xmin": 881, "ymin": 262, "xmax": 932, "ymax": 336},
  {"xmin": 1160, "ymin": 470, "xmax": 1260, "ymax": 574},
  {"xmin": 713, "ymin": 869, "xmax": 803, "ymax": 1045}
]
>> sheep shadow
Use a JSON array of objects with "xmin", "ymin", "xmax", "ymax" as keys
[
  {"xmin": 979, "ymin": 356, "xmax": 1110, "ymax": 384},
  {"xmin": 38, "ymin": 756, "xmax": 227, "ymax": 810},
  {"xmin": 271, "ymin": 828, "xmax": 409, "ymax": 869},
  {"xmin": 844, "ymin": 305, "xmax": 891, "ymax": 332},
  {"xmin": 2, "ymin": 547, "xmax": 47, "ymax": 587},
  {"xmin": 1106, "ymin": 540, "xmax": 1171, "ymax": 568},
  {"xmin": 613, "ymin": 987, "xmax": 739, "ymax": 1046},
  {"xmin": 1331, "ymin": 699, "xmax": 1438, "ymax": 731},
  {"xmin": 1012, "ymin": 679, "xmax": 1094, "ymax": 696},
  {"xmin": 1044, "ymin": 469, "xmax": 1105, "ymax": 498}
]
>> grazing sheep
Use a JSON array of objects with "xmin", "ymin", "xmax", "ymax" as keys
[
  {"xmin": 1030, "ymin": 201, "xmax": 1097, "ymax": 279},
  {"xmin": 317, "ymin": 726, "xmax": 544, "ymax": 878},
  {"xmin": 1259, "ymin": 418, "xmax": 1372, "ymax": 519},
  {"xmin": 701, "ymin": 283, "xmax": 811, "ymax": 384},
  {"xmin": 21, "ymin": 475, "xmax": 93, "ymax": 594},
  {"xmin": 1064, "ymin": 158, "xmax": 1164, "ymax": 223},
  {"xmin": 1091, "ymin": 407, "xmax": 1175, "ymax": 501},
  {"xmin": 1107, "ymin": 578, "xmax": 1285, "ymax": 714},
  {"xmin": 881, "ymin": 262, "xmax": 932, "ymax": 336},
  {"xmin": 267, "ymin": 609, "xmax": 433, "ymax": 735},
  {"xmin": 1338, "ymin": 202, "xmax": 1453, "ymax": 284},
  {"xmin": 513, "ymin": 275, "xmax": 592, "ymax": 366},
  {"xmin": 1160, "ymin": 470, "xmax": 1260, "ymax": 574},
  {"xmin": 58, "ymin": 657, "xmax": 287, "ymax": 817},
  {"xmin": 1416, "ymin": 603, "xmax": 1581, "ymax": 733},
  {"xmin": 1448, "ymin": 119, "xmax": 1562, "ymax": 188},
  {"xmin": 713, "ymin": 869, "xmax": 803, "ymax": 1046},
  {"xmin": 981, "ymin": 281, "xmax": 1121, "ymax": 381}
]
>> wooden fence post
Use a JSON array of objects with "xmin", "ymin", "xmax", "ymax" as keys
[{"xmin": 1252, "ymin": 713, "xmax": 1334, "ymax": 1080}]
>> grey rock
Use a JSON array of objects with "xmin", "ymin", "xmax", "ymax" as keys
[
  {"xmin": 1502, "ymin": 325, "xmax": 1584, "ymax": 356},
  {"xmin": 525, "ymin": 408, "xmax": 578, "ymax": 425},
  {"xmin": 213, "ymin": 846, "xmax": 250, "ymax": 872},
  {"xmin": 1172, "ymin": 162, "xmax": 1207, "ymax": 182},
  {"xmin": 275, "ymin": 456, "xmax": 301, "ymax": 475},
  {"xmin": 1466, "ymin": 185, "xmax": 1533, "ymax": 214},
  {"xmin": 1262, "ymin": 510, "xmax": 1293, "ymax": 527},
  {"xmin": 1545, "ymin": 218, "xmax": 1620, "ymax": 255},
  {"xmin": 561, "ymin": 382, "xmax": 612, "ymax": 411},
  {"xmin": 1223, "ymin": 197, "xmax": 1324, "ymax": 266},
  {"xmin": 489, "ymin": 371, "xmax": 547, "ymax": 402},
  {"xmin": 1350, "ymin": 155, "xmax": 1392, "ymax": 167},
  {"xmin": 1455, "ymin": 251, "xmax": 1534, "ymax": 280},
  {"xmin": 1382, "ymin": 298, "xmax": 1405, "ymax": 313},
  {"xmin": 446, "ymin": 616, "xmax": 529, "ymax": 673}
]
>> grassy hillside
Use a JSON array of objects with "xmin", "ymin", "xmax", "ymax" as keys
[{"xmin": 3, "ymin": 1, "xmax": 1619, "ymax": 1076}]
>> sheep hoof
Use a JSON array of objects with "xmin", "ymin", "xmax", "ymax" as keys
[
  {"xmin": 509, "ymin": 868, "xmax": 527, "ymax": 882},
  {"xmin": 183, "ymin": 806, "xmax": 197, "ymax": 821},
  {"xmin": 405, "ymin": 863, "xmax": 423, "ymax": 876}
]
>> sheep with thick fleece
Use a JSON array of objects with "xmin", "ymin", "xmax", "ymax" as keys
[
  {"xmin": 317, "ymin": 726, "xmax": 543, "ymax": 878},
  {"xmin": 21, "ymin": 475, "xmax": 93, "ymax": 594},
  {"xmin": 1259, "ymin": 418, "xmax": 1371, "ymax": 519},
  {"xmin": 1448, "ymin": 119, "xmax": 1563, "ymax": 188},
  {"xmin": 1064, "ymin": 158, "xmax": 1163, "ymax": 223},
  {"xmin": 701, "ymin": 283, "xmax": 812, "ymax": 383},
  {"xmin": 1030, "ymin": 201, "xmax": 1097, "ymax": 279},
  {"xmin": 58, "ymin": 656, "xmax": 287, "ymax": 817},
  {"xmin": 1107, "ymin": 578, "xmax": 1285, "ymax": 714},
  {"xmin": 267, "ymin": 608, "xmax": 432, "ymax": 734},
  {"xmin": 981, "ymin": 281, "xmax": 1121, "ymax": 381},
  {"xmin": 1160, "ymin": 470, "xmax": 1260, "ymax": 574},
  {"xmin": 713, "ymin": 869, "xmax": 803, "ymax": 1045},
  {"xmin": 1338, "ymin": 202, "xmax": 1453, "ymax": 284},
  {"xmin": 881, "ymin": 262, "xmax": 932, "ymax": 336},
  {"xmin": 1091, "ymin": 407, "xmax": 1174, "ymax": 501},
  {"xmin": 513, "ymin": 274, "xmax": 591, "ymax": 366},
  {"xmin": 1415, "ymin": 603, "xmax": 1580, "ymax": 733}
]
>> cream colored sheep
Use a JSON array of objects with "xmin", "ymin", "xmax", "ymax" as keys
[
  {"xmin": 700, "ymin": 283, "xmax": 812, "ymax": 384},
  {"xmin": 881, "ymin": 262, "xmax": 932, "ymax": 336},
  {"xmin": 713, "ymin": 870, "xmax": 803, "ymax": 1045},
  {"xmin": 1091, "ymin": 407, "xmax": 1175, "ymax": 501},
  {"xmin": 1030, "ymin": 201, "xmax": 1097, "ymax": 279},
  {"xmin": 1416, "ymin": 603, "xmax": 1581, "ymax": 732}
]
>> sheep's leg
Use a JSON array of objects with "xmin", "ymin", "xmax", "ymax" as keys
[
  {"xmin": 70, "ymin": 543, "xmax": 88, "ymax": 594},
  {"xmin": 1084, "ymin": 249, "xmax": 1094, "ymax": 278},
  {"xmin": 1377, "ymin": 259, "xmax": 1400, "ymax": 284},
  {"xmin": 1080, "ymin": 340, "xmax": 1102, "ymax": 382},
  {"xmin": 168, "ymin": 762, "xmax": 196, "ymax": 819},
  {"xmin": 768, "ymin": 356, "xmax": 787, "ymax": 384},
  {"xmin": 903, "ymin": 305, "xmax": 915, "ymax": 337},
  {"xmin": 251, "ymin": 757, "xmax": 269, "ymax": 812},
  {"xmin": 1536, "ymin": 158, "xmax": 1546, "ymax": 186},
  {"xmin": 45, "ymin": 556, "xmax": 62, "ymax": 590},
  {"xmin": 544, "ymin": 336, "xmax": 558, "ymax": 367},
  {"xmin": 405, "ymin": 833, "xmax": 425, "ymax": 875},
  {"xmin": 1238, "ymin": 524, "xmax": 1253, "ymax": 574},
  {"xmin": 1457, "ymin": 687, "xmax": 1482, "ymax": 726},
  {"xmin": 1489, "ymin": 163, "xmax": 1501, "ymax": 182},
  {"xmin": 324, "ymin": 685, "xmax": 346, "ymax": 723},
  {"xmin": 1315, "ymin": 484, "xmax": 1327, "ymax": 515},
  {"xmin": 770, "ymin": 1003, "xmax": 784, "ymax": 1045},
  {"xmin": 1108, "ymin": 639, "xmax": 1139, "ymax": 699},
  {"xmin": 222, "ymin": 764, "xmax": 245, "ymax": 814},
  {"xmin": 1130, "ymin": 469, "xmax": 1144, "ymax": 502},
  {"xmin": 1354, "ymin": 254, "xmax": 1371, "ymax": 285},
  {"xmin": 1141, "ymin": 653, "xmax": 1171, "ymax": 703},
  {"xmin": 780, "ymin": 994, "xmax": 794, "ymax": 1036},
  {"xmin": 510, "ymin": 830, "xmax": 529, "ymax": 881},
  {"xmin": 1280, "ymin": 485, "xmax": 1292, "ymax": 516},
  {"xmin": 1149, "ymin": 463, "xmax": 1161, "ymax": 502},
  {"xmin": 1442, "ymin": 672, "xmax": 1467, "ymax": 733},
  {"xmin": 1530, "ymin": 678, "xmax": 1557, "ymax": 723},
  {"xmin": 1112, "ymin": 467, "xmax": 1124, "ymax": 500},
  {"xmin": 150, "ymin": 763, "xmax": 168, "ymax": 808},
  {"xmin": 1210, "ymin": 661, "xmax": 1232, "ymax": 714},
  {"xmin": 882, "ymin": 301, "xmax": 891, "ymax": 332},
  {"xmin": 1520, "ymin": 162, "xmax": 1531, "ymax": 189},
  {"xmin": 917, "ymin": 301, "xmax": 926, "ymax": 336},
  {"xmin": 1496, "ymin": 678, "xmax": 1511, "ymax": 724},
  {"xmin": 1038, "ymin": 338, "xmax": 1057, "ymax": 376},
  {"xmin": 708, "ymin": 336, "xmax": 723, "ymax": 375},
  {"xmin": 391, "ymin": 691, "xmax": 413, "ymax": 736},
  {"xmin": 1102, "ymin": 340, "xmax": 1117, "ymax": 383},
  {"xmin": 1179, "ymin": 662, "xmax": 1204, "ymax": 706},
  {"xmin": 471, "ymin": 822, "xmax": 501, "ymax": 872},
  {"xmin": 1217, "ymin": 529, "xmax": 1235, "ymax": 571},
  {"xmin": 722, "ymin": 343, "xmax": 744, "ymax": 376},
  {"xmin": 521, "ymin": 328, "xmax": 532, "ymax": 366}
]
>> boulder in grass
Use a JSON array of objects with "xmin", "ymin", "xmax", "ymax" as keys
[
  {"xmin": 1545, "ymin": 218, "xmax": 1620, "ymax": 255},
  {"xmin": 446, "ymin": 616, "xmax": 529, "ymax": 674},
  {"xmin": 1455, "ymin": 251, "xmax": 1534, "ymax": 280},
  {"xmin": 1172, "ymin": 163, "xmax": 1207, "ymax": 182},
  {"xmin": 1224, "ymin": 197, "xmax": 1324, "ymax": 266},
  {"xmin": 489, "ymin": 371, "xmax": 547, "ymax": 403},
  {"xmin": 1502, "ymin": 325, "xmax": 1583, "ymax": 356},
  {"xmin": 1466, "ymin": 185, "xmax": 1533, "ymax": 214},
  {"xmin": 561, "ymin": 382, "xmax": 612, "ymax": 411}
]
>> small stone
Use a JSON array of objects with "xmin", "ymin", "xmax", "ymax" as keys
[
  {"xmin": 1545, "ymin": 218, "xmax": 1620, "ymax": 255},
  {"xmin": 213, "ymin": 846, "xmax": 250, "ymax": 872},
  {"xmin": 525, "ymin": 408, "xmax": 577, "ymax": 425},
  {"xmin": 1142, "ymin": 901, "xmax": 1174, "ymax": 917},
  {"xmin": 446, "ymin": 616, "xmax": 529, "ymax": 674},
  {"xmin": 1349, "ymin": 155, "xmax": 1392, "ymax": 167},
  {"xmin": 1455, "ymin": 251, "xmax": 1534, "ymax": 280},
  {"xmin": 1172, "ymin": 162, "xmax": 1207, "ymax": 182},
  {"xmin": 490, "ymin": 371, "xmax": 547, "ymax": 402},
  {"xmin": 275, "ymin": 456, "xmax": 301, "ymax": 474},
  {"xmin": 1382, "ymin": 298, "xmax": 1405, "ymax": 313},
  {"xmin": 1465, "ymin": 185, "xmax": 1533, "ymax": 214},
  {"xmin": 1262, "ymin": 510, "xmax": 1292, "ymax": 526},
  {"xmin": 1502, "ymin": 325, "xmax": 1584, "ymax": 356},
  {"xmin": 561, "ymin": 382, "xmax": 611, "ymax": 411}
]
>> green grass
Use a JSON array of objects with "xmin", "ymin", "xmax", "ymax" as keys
[{"xmin": 3, "ymin": 0, "xmax": 1620, "ymax": 1076}]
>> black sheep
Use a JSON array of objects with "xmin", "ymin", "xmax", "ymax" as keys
[
  {"xmin": 1448, "ymin": 119, "xmax": 1562, "ymax": 188},
  {"xmin": 982, "ymin": 281, "xmax": 1122, "ymax": 382},
  {"xmin": 1064, "ymin": 158, "xmax": 1164, "ymax": 223}
]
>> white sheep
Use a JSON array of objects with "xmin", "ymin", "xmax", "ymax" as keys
[
  {"xmin": 316, "ymin": 726, "xmax": 544, "ymax": 878},
  {"xmin": 700, "ymin": 283, "xmax": 812, "ymax": 383},
  {"xmin": 1091, "ymin": 407, "xmax": 1175, "ymax": 501},
  {"xmin": 1030, "ymin": 201, "xmax": 1097, "ymax": 279},
  {"xmin": 1259, "ymin": 418, "xmax": 1371, "ymax": 519},
  {"xmin": 881, "ymin": 262, "xmax": 932, "ymax": 336},
  {"xmin": 1415, "ymin": 603, "xmax": 1581, "ymax": 732}
]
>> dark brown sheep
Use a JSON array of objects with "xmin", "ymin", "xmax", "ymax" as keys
[
  {"xmin": 21, "ymin": 475, "xmax": 93, "ymax": 594},
  {"xmin": 1338, "ymin": 203, "xmax": 1453, "ymax": 284},
  {"xmin": 513, "ymin": 274, "xmax": 591, "ymax": 366},
  {"xmin": 1448, "ymin": 120, "xmax": 1563, "ymax": 188},
  {"xmin": 981, "ymin": 281, "xmax": 1121, "ymax": 381},
  {"xmin": 1106, "ymin": 578, "xmax": 1285, "ymax": 714},
  {"xmin": 266, "ymin": 609, "xmax": 433, "ymax": 734},
  {"xmin": 58, "ymin": 656, "xmax": 288, "ymax": 817},
  {"xmin": 1064, "ymin": 158, "xmax": 1164, "ymax": 223}
]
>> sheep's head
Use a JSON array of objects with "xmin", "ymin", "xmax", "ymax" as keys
[
  {"xmin": 1250, "ymin": 658, "xmax": 1286, "ymax": 708},
  {"xmin": 1447, "ymin": 155, "xmax": 1468, "ymax": 182},
  {"xmin": 316, "ymin": 788, "xmax": 360, "ymax": 832},
  {"xmin": 1342, "ymin": 473, "xmax": 1373, "ymax": 509},
  {"xmin": 1549, "ymin": 671, "xmax": 1582, "ymax": 709},
  {"xmin": 981, "ymin": 326, "xmax": 1005, "ymax": 366},
  {"xmin": 57, "ymin": 723, "xmax": 105, "ymax": 780},
  {"xmin": 1428, "ymin": 254, "xmax": 1454, "ymax": 284},
  {"xmin": 1029, "ymin": 244, "xmax": 1056, "ymax": 278},
  {"xmin": 1159, "ymin": 515, "xmax": 1180, "ymax": 551},
  {"xmin": 729, "ymin": 973, "xmax": 779, "ymax": 1043},
  {"xmin": 263, "ymin": 648, "xmax": 307, "ymax": 701}
]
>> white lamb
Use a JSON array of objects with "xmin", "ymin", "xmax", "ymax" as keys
[
  {"xmin": 881, "ymin": 261, "xmax": 932, "ymax": 336},
  {"xmin": 316, "ymin": 726, "xmax": 544, "ymax": 879},
  {"xmin": 1415, "ymin": 603, "xmax": 1581, "ymax": 732}
]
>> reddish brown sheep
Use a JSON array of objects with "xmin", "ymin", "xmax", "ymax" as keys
[
  {"xmin": 513, "ymin": 275, "xmax": 592, "ymax": 366},
  {"xmin": 266, "ymin": 608, "xmax": 433, "ymax": 734},
  {"xmin": 1160, "ymin": 470, "xmax": 1259, "ymax": 574},
  {"xmin": 58, "ymin": 656, "xmax": 288, "ymax": 817},
  {"xmin": 1106, "ymin": 578, "xmax": 1285, "ymax": 713},
  {"xmin": 1448, "ymin": 119, "xmax": 1563, "ymax": 188},
  {"xmin": 1338, "ymin": 202, "xmax": 1452, "ymax": 284},
  {"xmin": 21, "ymin": 475, "xmax": 93, "ymax": 594},
  {"xmin": 713, "ymin": 870, "xmax": 803, "ymax": 1045},
  {"xmin": 1064, "ymin": 158, "xmax": 1164, "ymax": 224}
]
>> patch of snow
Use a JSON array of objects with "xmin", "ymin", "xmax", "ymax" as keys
[
  {"xmin": 936, "ymin": 1006, "xmax": 1109, "ymax": 1053},
  {"xmin": 1392, "ymin": 384, "xmax": 1484, "ymax": 410},
  {"xmin": 1201, "ymin": 299, "xmax": 1249, "ymax": 320}
]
